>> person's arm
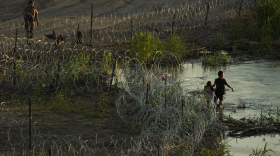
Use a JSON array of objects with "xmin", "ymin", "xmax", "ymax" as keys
[
  {"xmin": 227, "ymin": 84, "xmax": 234, "ymax": 92},
  {"xmin": 224, "ymin": 79, "xmax": 234, "ymax": 92},
  {"xmin": 212, "ymin": 80, "xmax": 216, "ymax": 88},
  {"xmin": 211, "ymin": 87, "xmax": 216, "ymax": 92},
  {"xmin": 35, "ymin": 9, "xmax": 39, "ymax": 26}
]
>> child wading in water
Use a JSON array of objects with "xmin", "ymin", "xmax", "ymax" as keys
[
  {"xmin": 213, "ymin": 71, "xmax": 234, "ymax": 108},
  {"xmin": 204, "ymin": 81, "xmax": 215, "ymax": 107}
]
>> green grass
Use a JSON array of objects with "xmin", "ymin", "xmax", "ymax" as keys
[
  {"xmin": 208, "ymin": 32, "xmax": 226, "ymax": 49},
  {"xmin": 202, "ymin": 51, "xmax": 231, "ymax": 66},
  {"xmin": 128, "ymin": 31, "xmax": 185, "ymax": 63},
  {"xmin": 86, "ymin": 111, "xmax": 102, "ymax": 118},
  {"xmin": 256, "ymin": 105, "xmax": 280, "ymax": 127},
  {"xmin": 45, "ymin": 90, "xmax": 94, "ymax": 113},
  {"xmin": 249, "ymin": 143, "xmax": 274, "ymax": 156},
  {"xmin": 230, "ymin": 0, "xmax": 280, "ymax": 56},
  {"xmin": 97, "ymin": 92, "xmax": 109, "ymax": 111},
  {"xmin": 5, "ymin": 50, "xmax": 116, "ymax": 94}
]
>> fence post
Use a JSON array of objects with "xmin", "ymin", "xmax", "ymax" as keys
[
  {"xmin": 164, "ymin": 74, "xmax": 167, "ymax": 108},
  {"xmin": 131, "ymin": 18, "xmax": 133, "ymax": 40},
  {"xmin": 76, "ymin": 24, "xmax": 79, "ymax": 44},
  {"xmin": 181, "ymin": 98, "xmax": 184, "ymax": 137},
  {"xmin": 108, "ymin": 60, "xmax": 116, "ymax": 92},
  {"xmin": 205, "ymin": 3, "xmax": 210, "ymax": 26},
  {"xmin": 146, "ymin": 83, "xmax": 149, "ymax": 104},
  {"xmin": 3, "ymin": 63, "xmax": 6, "ymax": 83},
  {"xmin": 142, "ymin": 74, "xmax": 145, "ymax": 87},
  {"xmin": 90, "ymin": 4, "xmax": 94, "ymax": 45},
  {"xmin": 14, "ymin": 28, "xmax": 17, "ymax": 57},
  {"xmin": 238, "ymin": 0, "xmax": 244, "ymax": 16},
  {"xmin": 56, "ymin": 60, "xmax": 60, "ymax": 89},
  {"xmin": 13, "ymin": 62, "xmax": 16, "ymax": 86},
  {"xmin": 13, "ymin": 29, "xmax": 17, "ymax": 86},
  {"xmin": 29, "ymin": 98, "xmax": 32, "ymax": 150},
  {"xmin": 158, "ymin": 144, "xmax": 160, "ymax": 156},
  {"xmin": 171, "ymin": 13, "xmax": 176, "ymax": 34}
]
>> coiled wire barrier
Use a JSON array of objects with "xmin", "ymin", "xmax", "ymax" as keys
[
  {"xmin": 0, "ymin": 0, "xmax": 257, "ymax": 155},
  {"xmin": 0, "ymin": 60, "xmax": 226, "ymax": 155},
  {"xmin": 1, "ymin": 0, "xmax": 258, "ymax": 42},
  {"xmin": 0, "ymin": 52, "xmax": 226, "ymax": 155}
]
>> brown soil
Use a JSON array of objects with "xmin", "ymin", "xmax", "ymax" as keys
[{"xmin": 0, "ymin": 91, "xmax": 135, "ymax": 152}]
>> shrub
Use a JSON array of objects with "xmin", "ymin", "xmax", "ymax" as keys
[
  {"xmin": 254, "ymin": 0, "xmax": 280, "ymax": 40},
  {"xmin": 231, "ymin": 0, "xmax": 280, "ymax": 42},
  {"xmin": 230, "ymin": 23, "xmax": 246, "ymax": 40},
  {"xmin": 129, "ymin": 30, "xmax": 163, "ymax": 62},
  {"xmin": 202, "ymin": 51, "xmax": 231, "ymax": 66},
  {"xmin": 128, "ymin": 31, "xmax": 185, "ymax": 63},
  {"xmin": 208, "ymin": 32, "xmax": 226, "ymax": 49}
]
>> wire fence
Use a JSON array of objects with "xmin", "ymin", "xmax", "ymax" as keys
[
  {"xmin": 0, "ymin": 61, "xmax": 227, "ymax": 155},
  {"xmin": 0, "ymin": 0, "xmax": 258, "ymax": 155},
  {"xmin": 0, "ymin": 0, "xmax": 258, "ymax": 44}
]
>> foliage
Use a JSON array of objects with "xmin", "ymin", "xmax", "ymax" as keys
[
  {"xmin": 231, "ymin": 0, "xmax": 280, "ymax": 42},
  {"xmin": 86, "ymin": 111, "xmax": 101, "ymax": 118},
  {"xmin": 249, "ymin": 143, "xmax": 274, "ymax": 156},
  {"xmin": 129, "ymin": 30, "xmax": 163, "ymax": 62},
  {"xmin": 253, "ymin": 0, "xmax": 280, "ymax": 40},
  {"xmin": 128, "ymin": 30, "xmax": 185, "ymax": 63},
  {"xmin": 202, "ymin": 51, "xmax": 231, "ymax": 66},
  {"xmin": 195, "ymin": 136, "xmax": 233, "ymax": 156},
  {"xmin": 208, "ymin": 32, "xmax": 226, "ymax": 49},
  {"xmin": 256, "ymin": 105, "xmax": 280, "ymax": 127},
  {"xmin": 100, "ymin": 50, "xmax": 115, "ymax": 73},
  {"xmin": 97, "ymin": 92, "xmax": 109, "ymax": 111},
  {"xmin": 46, "ymin": 89, "xmax": 93, "ymax": 113},
  {"xmin": 230, "ymin": 23, "xmax": 246, "ymax": 40},
  {"xmin": 165, "ymin": 33, "xmax": 185, "ymax": 58}
]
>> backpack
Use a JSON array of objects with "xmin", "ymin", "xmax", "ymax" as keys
[{"xmin": 215, "ymin": 78, "xmax": 225, "ymax": 95}]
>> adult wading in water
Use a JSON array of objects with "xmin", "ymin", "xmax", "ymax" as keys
[{"xmin": 23, "ymin": 0, "xmax": 39, "ymax": 44}]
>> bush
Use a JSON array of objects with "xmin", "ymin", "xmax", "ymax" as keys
[
  {"xmin": 202, "ymin": 51, "xmax": 231, "ymax": 66},
  {"xmin": 254, "ymin": 0, "xmax": 280, "ymax": 40},
  {"xmin": 208, "ymin": 32, "xmax": 226, "ymax": 49},
  {"xmin": 128, "ymin": 31, "xmax": 185, "ymax": 63},
  {"xmin": 231, "ymin": 0, "xmax": 280, "ymax": 42}
]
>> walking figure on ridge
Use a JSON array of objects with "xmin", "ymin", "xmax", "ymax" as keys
[{"xmin": 23, "ymin": 0, "xmax": 39, "ymax": 44}]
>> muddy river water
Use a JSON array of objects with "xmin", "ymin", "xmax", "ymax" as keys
[
  {"xmin": 179, "ymin": 59, "xmax": 280, "ymax": 119},
  {"xmin": 179, "ymin": 59, "xmax": 280, "ymax": 155}
]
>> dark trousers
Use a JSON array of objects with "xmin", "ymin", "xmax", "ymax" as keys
[{"xmin": 25, "ymin": 20, "xmax": 35, "ymax": 39}]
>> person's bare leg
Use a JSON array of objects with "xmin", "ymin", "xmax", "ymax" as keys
[{"xmin": 220, "ymin": 100, "xmax": 223, "ymax": 108}]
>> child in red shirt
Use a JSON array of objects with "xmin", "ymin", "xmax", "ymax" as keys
[{"xmin": 212, "ymin": 71, "xmax": 234, "ymax": 108}]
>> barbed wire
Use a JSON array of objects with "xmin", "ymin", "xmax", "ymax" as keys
[
  {"xmin": 0, "ymin": 0, "xmax": 259, "ymax": 155},
  {"xmin": 0, "ymin": 0, "xmax": 257, "ymax": 41},
  {"xmin": 0, "ymin": 61, "xmax": 226, "ymax": 155}
]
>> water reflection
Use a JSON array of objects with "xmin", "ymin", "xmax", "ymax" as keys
[
  {"xmin": 178, "ymin": 59, "xmax": 280, "ymax": 120},
  {"xmin": 227, "ymin": 134, "xmax": 280, "ymax": 156}
]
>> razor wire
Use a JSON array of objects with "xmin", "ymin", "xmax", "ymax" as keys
[
  {"xmin": 0, "ymin": 0, "xmax": 256, "ymax": 155},
  {"xmin": 0, "ymin": 0, "xmax": 258, "ymax": 43},
  {"xmin": 0, "ymin": 61, "xmax": 226, "ymax": 155}
]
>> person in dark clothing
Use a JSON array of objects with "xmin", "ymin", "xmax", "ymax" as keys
[
  {"xmin": 212, "ymin": 71, "xmax": 234, "ymax": 108},
  {"xmin": 23, "ymin": 1, "xmax": 39, "ymax": 41}
]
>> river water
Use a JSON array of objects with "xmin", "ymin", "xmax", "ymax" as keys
[
  {"xmin": 179, "ymin": 59, "xmax": 280, "ymax": 119},
  {"xmin": 178, "ymin": 59, "xmax": 280, "ymax": 155}
]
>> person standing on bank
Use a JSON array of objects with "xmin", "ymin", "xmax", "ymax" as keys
[
  {"xmin": 23, "ymin": 1, "xmax": 39, "ymax": 43},
  {"xmin": 212, "ymin": 71, "xmax": 234, "ymax": 108}
]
